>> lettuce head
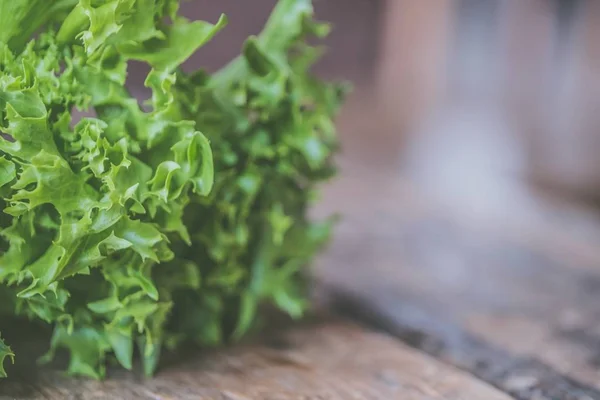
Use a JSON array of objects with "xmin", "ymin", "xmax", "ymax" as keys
[{"xmin": 0, "ymin": 0, "xmax": 345, "ymax": 378}]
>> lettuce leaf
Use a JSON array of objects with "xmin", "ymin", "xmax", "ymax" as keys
[
  {"xmin": 0, "ymin": 0, "xmax": 345, "ymax": 379},
  {"xmin": 0, "ymin": 335, "xmax": 13, "ymax": 378},
  {"xmin": 0, "ymin": 0, "xmax": 77, "ymax": 52}
]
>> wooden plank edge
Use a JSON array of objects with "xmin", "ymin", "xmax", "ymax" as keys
[{"xmin": 326, "ymin": 286, "xmax": 600, "ymax": 400}]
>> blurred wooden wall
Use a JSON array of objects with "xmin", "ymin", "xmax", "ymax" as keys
[
  {"xmin": 377, "ymin": 0, "xmax": 600, "ymax": 200},
  {"xmin": 377, "ymin": 0, "xmax": 452, "ymax": 130}
]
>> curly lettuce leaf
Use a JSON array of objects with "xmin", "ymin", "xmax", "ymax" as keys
[
  {"xmin": 0, "ymin": 335, "xmax": 14, "ymax": 378},
  {"xmin": 118, "ymin": 15, "xmax": 228, "ymax": 70}
]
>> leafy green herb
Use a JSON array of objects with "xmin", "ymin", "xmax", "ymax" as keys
[{"xmin": 0, "ymin": 0, "xmax": 345, "ymax": 378}]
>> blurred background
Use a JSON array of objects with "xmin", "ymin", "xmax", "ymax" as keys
[{"xmin": 164, "ymin": 0, "xmax": 600, "ymax": 221}]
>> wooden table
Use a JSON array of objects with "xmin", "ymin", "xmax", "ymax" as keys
[{"xmin": 3, "ymin": 93, "xmax": 600, "ymax": 400}]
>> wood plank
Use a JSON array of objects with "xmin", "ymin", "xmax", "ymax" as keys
[
  {"xmin": 0, "ymin": 320, "xmax": 511, "ymax": 400},
  {"xmin": 330, "ymin": 289, "xmax": 600, "ymax": 400},
  {"xmin": 318, "ymin": 191, "xmax": 600, "ymax": 400}
]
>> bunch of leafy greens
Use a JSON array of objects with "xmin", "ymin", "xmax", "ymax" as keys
[{"xmin": 0, "ymin": 0, "xmax": 345, "ymax": 379}]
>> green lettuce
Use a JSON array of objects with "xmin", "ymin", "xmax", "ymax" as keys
[
  {"xmin": 0, "ymin": 335, "xmax": 13, "ymax": 378},
  {"xmin": 0, "ymin": 0, "xmax": 345, "ymax": 378}
]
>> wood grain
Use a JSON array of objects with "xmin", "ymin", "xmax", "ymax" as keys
[{"xmin": 0, "ymin": 320, "xmax": 511, "ymax": 400}]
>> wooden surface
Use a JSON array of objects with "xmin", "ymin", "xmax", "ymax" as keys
[{"xmin": 0, "ymin": 319, "xmax": 511, "ymax": 400}]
